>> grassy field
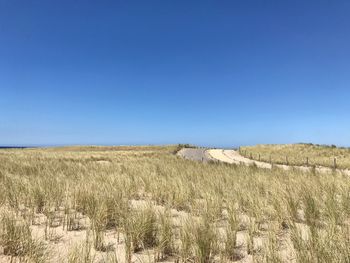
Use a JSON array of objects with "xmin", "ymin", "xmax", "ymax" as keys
[
  {"xmin": 240, "ymin": 144, "xmax": 350, "ymax": 170},
  {"xmin": 1, "ymin": 145, "xmax": 350, "ymax": 262}
]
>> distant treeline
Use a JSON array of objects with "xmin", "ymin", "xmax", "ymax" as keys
[{"xmin": 297, "ymin": 143, "xmax": 349, "ymax": 149}]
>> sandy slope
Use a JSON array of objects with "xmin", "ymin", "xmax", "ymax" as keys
[{"xmin": 177, "ymin": 148, "xmax": 213, "ymax": 162}]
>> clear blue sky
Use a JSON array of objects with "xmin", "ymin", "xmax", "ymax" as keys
[{"xmin": 1, "ymin": 1, "xmax": 349, "ymax": 147}]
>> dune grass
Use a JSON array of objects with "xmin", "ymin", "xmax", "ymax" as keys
[
  {"xmin": 240, "ymin": 143, "xmax": 350, "ymax": 170},
  {"xmin": 0, "ymin": 145, "xmax": 350, "ymax": 262}
]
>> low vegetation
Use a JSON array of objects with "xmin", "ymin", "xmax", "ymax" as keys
[
  {"xmin": 0, "ymin": 145, "xmax": 350, "ymax": 262},
  {"xmin": 240, "ymin": 143, "xmax": 350, "ymax": 170}
]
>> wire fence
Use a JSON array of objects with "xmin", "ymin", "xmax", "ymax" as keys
[{"xmin": 239, "ymin": 149, "xmax": 339, "ymax": 169}]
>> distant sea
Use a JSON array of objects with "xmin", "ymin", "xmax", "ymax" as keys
[{"xmin": 0, "ymin": 146, "xmax": 32, "ymax": 149}]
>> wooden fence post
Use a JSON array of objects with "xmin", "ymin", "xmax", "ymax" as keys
[
  {"xmin": 306, "ymin": 157, "xmax": 309, "ymax": 166},
  {"xmin": 250, "ymin": 153, "xmax": 252, "ymax": 159},
  {"xmin": 334, "ymin": 158, "xmax": 337, "ymax": 169},
  {"xmin": 286, "ymin": 156, "xmax": 289, "ymax": 165},
  {"xmin": 258, "ymin": 153, "xmax": 261, "ymax": 161}
]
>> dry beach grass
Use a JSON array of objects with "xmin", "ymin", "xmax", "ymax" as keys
[{"xmin": 1, "ymin": 145, "xmax": 350, "ymax": 262}]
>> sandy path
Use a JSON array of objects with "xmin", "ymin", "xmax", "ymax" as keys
[
  {"xmin": 177, "ymin": 148, "xmax": 350, "ymax": 175},
  {"xmin": 206, "ymin": 149, "xmax": 350, "ymax": 175},
  {"xmin": 208, "ymin": 149, "xmax": 271, "ymax": 168}
]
